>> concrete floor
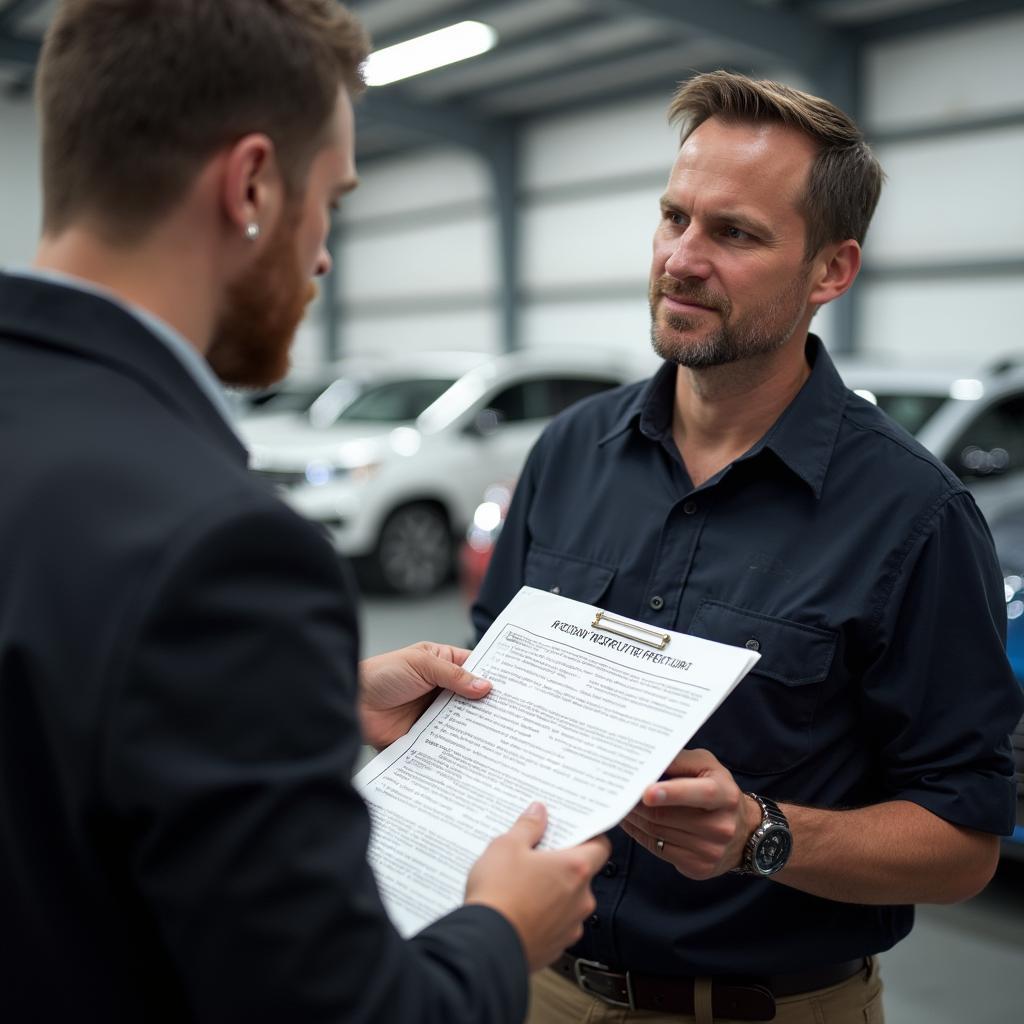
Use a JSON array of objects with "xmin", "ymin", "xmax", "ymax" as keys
[{"xmin": 359, "ymin": 584, "xmax": 1024, "ymax": 1023}]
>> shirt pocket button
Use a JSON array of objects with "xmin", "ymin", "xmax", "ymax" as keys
[
  {"xmin": 745, "ymin": 638, "xmax": 761, "ymax": 651},
  {"xmin": 650, "ymin": 595, "xmax": 665, "ymax": 611}
]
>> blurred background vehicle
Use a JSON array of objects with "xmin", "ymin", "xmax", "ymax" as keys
[
  {"xmin": 235, "ymin": 369, "xmax": 339, "ymax": 421},
  {"xmin": 245, "ymin": 348, "xmax": 647, "ymax": 595},
  {"xmin": 838, "ymin": 355, "xmax": 1024, "ymax": 525},
  {"xmin": 989, "ymin": 508, "xmax": 1024, "ymax": 860}
]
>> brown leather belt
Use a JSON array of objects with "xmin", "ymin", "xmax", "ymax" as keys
[{"xmin": 554, "ymin": 953, "xmax": 868, "ymax": 1020}]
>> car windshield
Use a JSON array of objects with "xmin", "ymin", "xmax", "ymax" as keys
[
  {"xmin": 864, "ymin": 392, "xmax": 947, "ymax": 435},
  {"xmin": 247, "ymin": 384, "xmax": 325, "ymax": 414},
  {"xmin": 328, "ymin": 378, "xmax": 458, "ymax": 424}
]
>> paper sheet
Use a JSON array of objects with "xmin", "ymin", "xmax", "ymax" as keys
[{"xmin": 354, "ymin": 585, "xmax": 760, "ymax": 937}]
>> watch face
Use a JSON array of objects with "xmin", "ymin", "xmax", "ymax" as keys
[{"xmin": 755, "ymin": 826, "xmax": 792, "ymax": 874}]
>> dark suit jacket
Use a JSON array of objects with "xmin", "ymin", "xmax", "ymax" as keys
[{"xmin": 0, "ymin": 273, "xmax": 527, "ymax": 1023}]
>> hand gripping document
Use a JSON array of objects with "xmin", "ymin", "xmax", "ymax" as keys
[{"xmin": 355, "ymin": 586, "xmax": 760, "ymax": 937}]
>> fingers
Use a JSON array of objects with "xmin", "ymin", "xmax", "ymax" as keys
[
  {"xmin": 413, "ymin": 641, "xmax": 472, "ymax": 667},
  {"xmin": 576, "ymin": 834, "xmax": 613, "ymax": 875},
  {"xmin": 620, "ymin": 817, "xmax": 730, "ymax": 880},
  {"xmin": 506, "ymin": 801, "xmax": 548, "ymax": 848},
  {"xmin": 413, "ymin": 646, "xmax": 491, "ymax": 700},
  {"xmin": 640, "ymin": 752, "xmax": 738, "ymax": 811}
]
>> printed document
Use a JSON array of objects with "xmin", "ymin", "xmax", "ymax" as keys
[{"xmin": 354, "ymin": 585, "xmax": 760, "ymax": 937}]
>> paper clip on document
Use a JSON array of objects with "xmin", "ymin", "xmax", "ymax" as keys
[{"xmin": 592, "ymin": 610, "xmax": 671, "ymax": 650}]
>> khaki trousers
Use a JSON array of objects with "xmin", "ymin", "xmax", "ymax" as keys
[{"xmin": 527, "ymin": 957, "xmax": 884, "ymax": 1024}]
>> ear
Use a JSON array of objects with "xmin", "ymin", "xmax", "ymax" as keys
[
  {"xmin": 807, "ymin": 239, "xmax": 861, "ymax": 307},
  {"xmin": 219, "ymin": 133, "xmax": 285, "ymax": 243}
]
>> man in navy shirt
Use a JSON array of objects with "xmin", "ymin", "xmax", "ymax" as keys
[{"xmin": 474, "ymin": 71, "xmax": 1023, "ymax": 1024}]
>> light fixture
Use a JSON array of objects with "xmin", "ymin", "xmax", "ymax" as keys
[{"xmin": 363, "ymin": 21, "xmax": 498, "ymax": 87}]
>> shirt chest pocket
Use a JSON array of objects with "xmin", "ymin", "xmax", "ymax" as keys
[
  {"xmin": 687, "ymin": 599, "xmax": 837, "ymax": 776},
  {"xmin": 523, "ymin": 545, "xmax": 616, "ymax": 605}
]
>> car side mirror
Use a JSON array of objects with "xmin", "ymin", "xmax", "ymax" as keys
[{"xmin": 467, "ymin": 408, "xmax": 504, "ymax": 437}]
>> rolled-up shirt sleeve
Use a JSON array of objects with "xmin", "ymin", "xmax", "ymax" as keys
[{"xmin": 860, "ymin": 489, "xmax": 1022, "ymax": 835}]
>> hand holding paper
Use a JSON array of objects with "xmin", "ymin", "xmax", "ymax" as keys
[
  {"xmin": 358, "ymin": 641, "xmax": 491, "ymax": 749},
  {"xmin": 621, "ymin": 748, "xmax": 762, "ymax": 879},
  {"xmin": 465, "ymin": 802, "xmax": 611, "ymax": 971},
  {"xmin": 355, "ymin": 586, "xmax": 761, "ymax": 937}
]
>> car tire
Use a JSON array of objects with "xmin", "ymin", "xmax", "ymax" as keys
[{"xmin": 362, "ymin": 502, "xmax": 454, "ymax": 596}]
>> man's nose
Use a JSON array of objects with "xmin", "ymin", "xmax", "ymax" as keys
[
  {"xmin": 664, "ymin": 228, "xmax": 712, "ymax": 281},
  {"xmin": 314, "ymin": 246, "xmax": 333, "ymax": 277}
]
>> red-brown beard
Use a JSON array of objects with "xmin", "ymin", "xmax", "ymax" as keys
[{"xmin": 207, "ymin": 212, "xmax": 318, "ymax": 389}]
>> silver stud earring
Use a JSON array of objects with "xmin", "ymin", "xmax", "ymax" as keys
[{"xmin": 245, "ymin": 222, "xmax": 261, "ymax": 242}]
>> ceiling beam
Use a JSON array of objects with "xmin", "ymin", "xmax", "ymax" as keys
[
  {"xmin": 357, "ymin": 90, "xmax": 500, "ymax": 154},
  {"xmin": 598, "ymin": 0, "xmax": 857, "ymax": 106},
  {"xmin": 497, "ymin": 59, "xmax": 770, "ymax": 121},
  {"xmin": 600, "ymin": 0, "xmax": 845, "ymax": 65},
  {"xmin": 855, "ymin": 0, "xmax": 1024, "ymax": 39},
  {"xmin": 462, "ymin": 37, "xmax": 685, "ymax": 104}
]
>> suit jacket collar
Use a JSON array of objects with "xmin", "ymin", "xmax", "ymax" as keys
[{"xmin": 0, "ymin": 271, "xmax": 247, "ymax": 464}]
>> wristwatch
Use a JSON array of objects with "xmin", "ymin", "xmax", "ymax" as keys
[{"xmin": 736, "ymin": 792, "xmax": 792, "ymax": 876}]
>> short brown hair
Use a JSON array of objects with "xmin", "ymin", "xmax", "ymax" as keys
[
  {"xmin": 668, "ymin": 71, "xmax": 883, "ymax": 258},
  {"xmin": 38, "ymin": 0, "xmax": 370, "ymax": 240}
]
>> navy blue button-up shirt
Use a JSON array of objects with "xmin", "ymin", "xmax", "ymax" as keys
[{"xmin": 473, "ymin": 337, "xmax": 1022, "ymax": 975}]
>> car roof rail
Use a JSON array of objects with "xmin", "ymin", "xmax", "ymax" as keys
[{"xmin": 984, "ymin": 353, "xmax": 1024, "ymax": 376}]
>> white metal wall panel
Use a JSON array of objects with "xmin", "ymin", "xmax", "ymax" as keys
[
  {"xmin": 521, "ymin": 297, "xmax": 651, "ymax": 351},
  {"xmin": 344, "ymin": 146, "xmax": 490, "ymax": 221},
  {"xmin": 868, "ymin": 128, "xmax": 1024, "ymax": 264},
  {"xmin": 342, "ymin": 308, "xmax": 500, "ymax": 358},
  {"xmin": 859, "ymin": 277, "xmax": 1024, "ymax": 367},
  {"xmin": 522, "ymin": 188, "xmax": 658, "ymax": 290},
  {"xmin": 865, "ymin": 11, "xmax": 1024, "ymax": 132},
  {"xmin": 523, "ymin": 94, "xmax": 675, "ymax": 191},
  {"xmin": 340, "ymin": 215, "xmax": 497, "ymax": 301}
]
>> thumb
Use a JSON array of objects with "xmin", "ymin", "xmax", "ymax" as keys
[
  {"xmin": 417, "ymin": 650, "xmax": 491, "ymax": 700},
  {"xmin": 507, "ymin": 801, "xmax": 548, "ymax": 848}
]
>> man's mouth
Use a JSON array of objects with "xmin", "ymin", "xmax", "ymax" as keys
[{"xmin": 660, "ymin": 291, "xmax": 718, "ymax": 313}]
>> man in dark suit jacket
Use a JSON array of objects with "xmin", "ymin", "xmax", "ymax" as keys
[{"xmin": 0, "ymin": 3, "xmax": 608, "ymax": 1021}]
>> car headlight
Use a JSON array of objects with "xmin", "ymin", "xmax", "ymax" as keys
[{"xmin": 303, "ymin": 460, "xmax": 380, "ymax": 487}]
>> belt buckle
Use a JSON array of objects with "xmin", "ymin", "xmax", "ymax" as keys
[{"xmin": 572, "ymin": 957, "xmax": 635, "ymax": 1010}]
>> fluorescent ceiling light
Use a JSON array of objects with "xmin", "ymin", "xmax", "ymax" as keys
[{"xmin": 364, "ymin": 20, "xmax": 498, "ymax": 87}]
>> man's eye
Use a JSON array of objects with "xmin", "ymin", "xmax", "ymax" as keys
[
  {"xmin": 723, "ymin": 226, "xmax": 751, "ymax": 241},
  {"xmin": 664, "ymin": 210, "xmax": 685, "ymax": 225}
]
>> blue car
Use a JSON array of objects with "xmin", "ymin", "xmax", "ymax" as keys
[{"xmin": 990, "ymin": 513, "xmax": 1024, "ymax": 859}]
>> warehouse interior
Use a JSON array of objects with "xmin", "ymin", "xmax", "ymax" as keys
[{"xmin": 1, "ymin": 2, "xmax": 1022, "ymax": 1022}]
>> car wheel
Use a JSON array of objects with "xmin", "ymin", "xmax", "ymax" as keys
[{"xmin": 368, "ymin": 502, "xmax": 454, "ymax": 595}]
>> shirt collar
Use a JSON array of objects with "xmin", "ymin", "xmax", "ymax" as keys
[
  {"xmin": 7, "ymin": 267, "xmax": 241, "ymax": 439},
  {"xmin": 598, "ymin": 335, "xmax": 847, "ymax": 499}
]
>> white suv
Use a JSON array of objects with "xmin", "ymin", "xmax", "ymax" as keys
[
  {"xmin": 244, "ymin": 348, "xmax": 648, "ymax": 594},
  {"xmin": 836, "ymin": 356, "xmax": 1024, "ymax": 525}
]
